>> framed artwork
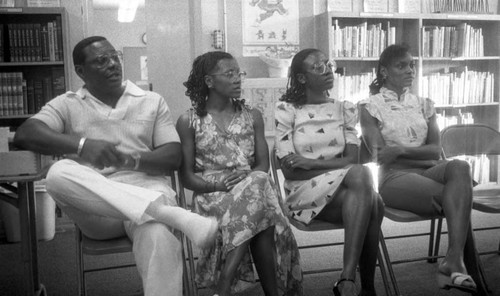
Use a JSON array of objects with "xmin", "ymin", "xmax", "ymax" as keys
[{"xmin": 242, "ymin": 0, "xmax": 299, "ymax": 48}]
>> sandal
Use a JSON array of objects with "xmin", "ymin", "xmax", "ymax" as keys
[
  {"xmin": 333, "ymin": 278, "xmax": 356, "ymax": 296},
  {"xmin": 437, "ymin": 271, "xmax": 477, "ymax": 293}
]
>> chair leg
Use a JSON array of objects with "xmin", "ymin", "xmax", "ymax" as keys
[
  {"xmin": 464, "ymin": 224, "xmax": 491, "ymax": 295},
  {"xmin": 426, "ymin": 219, "xmax": 436, "ymax": 263},
  {"xmin": 184, "ymin": 235, "xmax": 198, "ymax": 296},
  {"xmin": 376, "ymin": 247, "xmax": 392, "ymax": 296},
  {"xmin": 379, "ymin": 231, "xmax": 401, "ymax": 296},
  {"xmin": 430, "ymin": 218, "xmax": 443, "ymax": 264},
  {"xmin": 75, "ymin": 226, "xmax": 86, "ymax": 296}
]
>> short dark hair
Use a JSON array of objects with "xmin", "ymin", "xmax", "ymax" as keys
[{"xmin": 72, "ymin": 36, "xmax": 107, "ymax": 66}]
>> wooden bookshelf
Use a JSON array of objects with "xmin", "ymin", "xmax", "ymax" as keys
[
  {"xmin": 315, "ymin": 5, "xmax": 500, "ymax": 182},
  {"xmin": 0, "ymin": 7, "xmax": 69, "ymax": 127}
]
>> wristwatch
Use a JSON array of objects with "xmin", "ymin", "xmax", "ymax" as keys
[{"xmin": 131, "ymin": 152, "xmax": 141, "ymax": 170}]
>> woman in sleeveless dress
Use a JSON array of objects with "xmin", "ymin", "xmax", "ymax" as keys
[{"xmin": 176, "ymin": 51, "xmax": 303, "ymax": 296}]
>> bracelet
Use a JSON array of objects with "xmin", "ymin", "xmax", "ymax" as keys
[{"xmin": 77, "ymin": 137, "xmax": 86, "ymax": 156}]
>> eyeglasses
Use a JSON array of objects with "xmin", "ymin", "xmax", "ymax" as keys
[
  {"xmin": 209, "ymin": 70, "xmax": 247, "ymax": 81},
  {"xmin": 309, "ymin": 60, "xmax": 337, "ymax": 75},
  {"xmin": 91, "ymin": 51, "xmax": 123, "ymax": 69}
]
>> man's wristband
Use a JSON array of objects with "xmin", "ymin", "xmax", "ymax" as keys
[{"xmin": 77, "ymin": 138, "xmax": 86, "ymax": 157}]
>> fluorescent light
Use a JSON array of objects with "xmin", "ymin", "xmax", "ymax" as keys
[{"xmin": 118, "ymin": 0, "xmax": 139, "ymax": 23}]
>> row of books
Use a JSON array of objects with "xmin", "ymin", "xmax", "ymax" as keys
[
  {"xmin": 421, "ymin": 67, "xmax": 494, "ymax": 105},
  {"xmin": 436, "ymin": 110, "xmax": 474, "ymax": 130},
  {"xmin": 330, "ymin": 21, "xmax": 396, "ymax": 58},
  {"xmin": 452, "ymin": 154, "xmax": 492, "ymax": 184},
  {"xmin": 0, "ymin": 68, "xmax": 65, "ymax": 116},
  {"xmin": 422, "ymin": 23, "xmax": 484, "ymax": 58},
  {"xmin": 0, "ymin": 24, "xmax": 3, "ymax": 62},
  {"xmin": 421, "ymin": 0, "xmax": 491, "ymax": 14},
  {"xmin": 331, "ymin": 70, "xmax": 376, "ymax": 103},
  {"xmin": 0, "ymin": 17, "xmax": 63, "ymax": 63}
]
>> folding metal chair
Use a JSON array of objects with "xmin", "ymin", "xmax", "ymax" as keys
[
  {"xmin": 359, "ymin": 136, "xmax": 445, "ymax": 296},
  {"xmin": 75, "ymin": 171, "xmax": 192, "ymax": 296},
  {"xmin": 441, "ymin": 123, "xmax": 500, "ymax": 255},
  {"xmin": 270, "ymin": 148, "xmax": 392, "ymax": 296}
]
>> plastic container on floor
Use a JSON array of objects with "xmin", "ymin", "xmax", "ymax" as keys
[{"xmin": 0, "ymin": 181, "xmax": 56, "ymax": 242}]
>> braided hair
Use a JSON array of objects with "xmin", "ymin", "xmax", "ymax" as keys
[
  {"xmin": 184, "ymin": 51, "xmax": 245, "ymax": 117},
  {"xmin": 280, "ymin": 48, "xmax": 321, "ymax": 107},
  {"xmin": 369, "ymin": 43, "xmax": 411, "ymax": 95}
]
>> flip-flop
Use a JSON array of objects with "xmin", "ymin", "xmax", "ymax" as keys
[{"xmin": 437, "ymin": 271, "xmax": 477, "ymax": 293}]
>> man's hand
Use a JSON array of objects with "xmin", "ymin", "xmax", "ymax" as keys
[{"xmin": 79, "ymin": 139, "xmax": 124, "ymax": 169}]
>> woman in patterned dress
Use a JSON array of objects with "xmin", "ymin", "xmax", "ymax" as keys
[
  {"xmin": 176, "ymin": 51, "xmax": 303, "ymax": 296},
  {"xmin": 359, "ymin": 44, "xmax": 478, "ymax": 293},
  {"xmin": 275, "ymin": 48, "xmax": 383, "ymax": 296}
]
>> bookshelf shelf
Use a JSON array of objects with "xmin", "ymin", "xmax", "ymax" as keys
[
  {"xmin": 0, "ymin": 61, "xmax": 65, "ymax": 67},
  {"xmin": 0, "ymin": 7, "xmax": 69, "ymax": 127},
  {"xmin": 422, "ymin": 57, "xmax": 500, "ymax": 61},
  {"xmin": 0, "ymin": 114, "xmax": 33, "ymax": 119},
  {"xmin": 436, "ymin": 102, "xmax": 500, "ymax": 108}
]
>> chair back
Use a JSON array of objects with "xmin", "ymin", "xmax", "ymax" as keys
[
  {"xmin": 269, "ymin": 147, "xmax": 282, "ymax": 196},
  {"xmin": 441, "ymin": 124, "xmax": 500, "ymax": 157}
]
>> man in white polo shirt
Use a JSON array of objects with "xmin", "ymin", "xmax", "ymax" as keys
[{"xmin": 14, "ymin": 36, "xmax": 217, "ymax": 296}]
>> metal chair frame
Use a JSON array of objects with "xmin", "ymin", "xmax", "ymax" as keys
[{"xmin": 440, "ymin": 123, "xmax": 500, "ymax": 255}]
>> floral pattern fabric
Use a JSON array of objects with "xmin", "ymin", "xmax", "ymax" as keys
[
  {"xmin": 274, "ymin": 100, "xmax": 359, "ymax": 224},
  {"xmin": 189, "ymin": 105, "xmax": 303, "ymax": 295},
  {"xmin": 359, "ymin": 87, "xmax": 436, "ymax": 148}
]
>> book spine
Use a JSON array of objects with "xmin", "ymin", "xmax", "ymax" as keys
[
  {"xmin": 14, "ymin": 72, "xmax": 23, "ymax": 115},
  {"xmin": 55, "ymin": 16, "xmax": 63, "ymax": 61},
  {"xmin": 51, "ymin": 67, "xmax": 66, "ymax": 97},
  {"xmin": 47, "ymin": 21, "xmax": 55, "ymax": 61},
  {"xmin": 27, "ymin": 78, "xmax": 35, "ymax": 114},
  {"xmin": 41, "ymin": 24, "xmax": 49, "ymax": 61},
  {"xmin": 0, "ymin": 73, "xmax": 4, "ymax": 116},
  {"xmin": 0, "ymin": 24, "xmax": 4, "ymax": 62},
  {"xmin": 22, "ymin": 79, "xmax": 28, "ymax": 115},
  {"xmin": 42, "ymin": 76, "xmax": 53, "ymax": 105},
  {"xmin": 34, "ymin": 23, "xmax": 42, "ymax": 62},
  {"xmin": 33, "ymin": 79, "xmax": 44, "ymax": 113},
  {"xmin": 6, "ymin": 72, "xmax": 13, "ymax": 115}
]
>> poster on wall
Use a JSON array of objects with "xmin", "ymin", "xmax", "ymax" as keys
[{"xmin": 242, "ymin": 0, "xmax": 299, "ymax": 57}]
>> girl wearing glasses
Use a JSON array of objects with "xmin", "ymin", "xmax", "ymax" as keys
[
  {"xmin": 176, "ymin": 51, "xmax": 303, "ymax": 296},
  {"xmin": 275, "ymin": 48, "xmax": 383, "ymax": 296},
  {"xmin": 360, "ymin": 44, "xmax": 477, "ymax": 293}
]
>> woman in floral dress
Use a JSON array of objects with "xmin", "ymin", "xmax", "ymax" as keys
[
  {"xmin": 275, "ymin": 48, "xmax": 383, "ymax": 296},
  {"xmin": 176, "ymin": 51, "xmax": 302, "ymax": 296}
]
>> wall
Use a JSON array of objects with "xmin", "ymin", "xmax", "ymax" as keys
[
  {"xmin": 146, "ymin": 0, "xmax": 322, "ymax": 121},
  {"xmin": 146, "ymin": 0, "xmax": 194, "ymax": 121},
  {"xmin": 92, "ymin": 8, "xmax": 146, "ymax": 51}
]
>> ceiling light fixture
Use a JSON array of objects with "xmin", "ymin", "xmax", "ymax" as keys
[{"xmin": 118, "ymin": 0, "xmax": 139, "ymax": 23}]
